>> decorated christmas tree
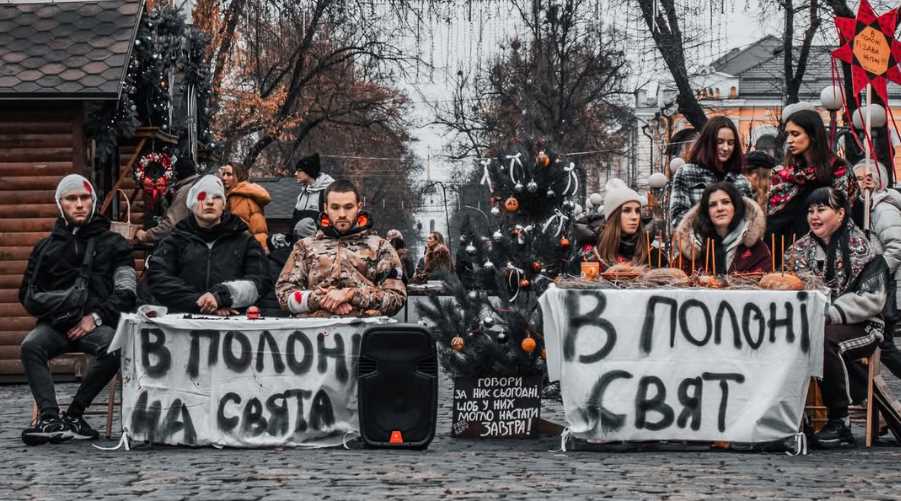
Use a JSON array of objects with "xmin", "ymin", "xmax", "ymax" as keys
[{"xmin": 417, "ymin": 138, "xmax": 579, "ymax": 377}]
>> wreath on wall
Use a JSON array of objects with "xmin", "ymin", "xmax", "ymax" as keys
[{"xmin": 134, "ymin": 151, "xmax": 175, "ymax": 209}]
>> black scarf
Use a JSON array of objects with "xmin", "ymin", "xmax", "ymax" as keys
[{"xmin": 618, "ymin": 232, "xmax": 639, "ymax": 260}]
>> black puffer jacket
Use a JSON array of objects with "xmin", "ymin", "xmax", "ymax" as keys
[
  {"xmin": 19, "ymin": 216, "xmax": 136, "ymax": 331},
  {"xmin": 147, "ymin": 212, "xmax": 270, "ymax": 313}
]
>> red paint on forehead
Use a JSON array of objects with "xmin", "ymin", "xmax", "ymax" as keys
[
  {"xmin": 197, "ymin": 191, "xmax": 207, "ymax": 201},
  {"xmin": 82, "ymin": 181, "xmax": 92, "ymax": 193}
]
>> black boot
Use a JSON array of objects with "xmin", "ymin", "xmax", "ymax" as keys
[{"xmin": 814, "ymin": 419, "xmax": 855, "ymax": 449}]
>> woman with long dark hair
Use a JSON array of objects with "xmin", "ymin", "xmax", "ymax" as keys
[
  {"xmin": 786, "ymin": 187, "xmax": 886, "ymax": 448},
  {"xmin": 767, "ymin": 110, "xmax": 855, "ymax": 262},
  {"xmin": 669, "ymin": 116, "xmax": 753, "ymax": 229},
  {"xmin": 674, "ymin": 182, "xmax": 770, "ymax": 275}
]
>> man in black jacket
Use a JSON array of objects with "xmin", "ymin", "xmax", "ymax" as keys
[
  {"xmin": 19, "ymin": 174, "xmax": 137, "ymax": 445},
  {"xmin": 148, "ymin": 175, "xmax": 268, "ymax": 315}
]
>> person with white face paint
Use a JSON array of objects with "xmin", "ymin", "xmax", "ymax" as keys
[
  {"xmin": 786, "ymin": 187, "xmax": 888, "ymax": 448},
  {"xmin": 147, "ymin": 175, "xmax": 269, "ymax": 315},
  {"xmin": 19, "ymin": 174, "xmax": 137, "ymax": 445},
  {"xmin": 669, "ymin": 116, "xmax": 754, "ymax": 230}
]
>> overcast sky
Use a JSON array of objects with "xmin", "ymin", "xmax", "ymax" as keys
[{"xmin": 404, "ymin": 3, "xmax": 781, "ymax": 178}]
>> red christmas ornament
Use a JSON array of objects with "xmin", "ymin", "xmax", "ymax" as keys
[
  {"xmin": 519, "ymin": 278, "xmax": 530, "ymax": 289},
  {"xmin": 246, "ymin": 306, "xmax": 260, "ymax": 320},
  {"xmin": 531, "ymin": 261, "xmax": 542, "ymax": 272}
]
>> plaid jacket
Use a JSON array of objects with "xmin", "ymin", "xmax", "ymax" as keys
[{"xmin": 669, "ymin": 163, "xmax": 753, "ymax": 229}]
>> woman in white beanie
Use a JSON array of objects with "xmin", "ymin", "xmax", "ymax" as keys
[{"xmin": 593, "ymin": 179, "xmax": 665, "ymax": 269}]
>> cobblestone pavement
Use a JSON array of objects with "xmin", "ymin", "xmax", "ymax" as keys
[{"xmin": 2, "ymin": 370, "xmax": 901, "ymax": 500}]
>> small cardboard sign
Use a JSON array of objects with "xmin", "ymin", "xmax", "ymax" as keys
[{"xmin": 451, "ymin": 375, "xmax": 541, "ymax": 439}]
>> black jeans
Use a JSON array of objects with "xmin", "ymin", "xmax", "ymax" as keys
[
  {"xmin": 20, "ymin": 323, "xmax": 120, "ymax": 419},
  {"xmin": 822, "ymin": 324, "xmax": 879, "ymax": 419}
]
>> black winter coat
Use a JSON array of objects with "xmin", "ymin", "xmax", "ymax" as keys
[
  {"xmin": 147, "ymin": 212, "xmax": 270, "ymax": 313},
  {"xmin": 19, "ymin": 216, "xmax": 136, "ymax": 331}
]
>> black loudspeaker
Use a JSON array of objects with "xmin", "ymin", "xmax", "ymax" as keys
[{"xmin": 357, "ymin": 324, "xmax": 438, "ymax": 449}]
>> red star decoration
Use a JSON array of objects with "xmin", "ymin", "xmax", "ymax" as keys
[{"xmin": 832, "ymin": 0, "xmax": 901, "ymax": 104}]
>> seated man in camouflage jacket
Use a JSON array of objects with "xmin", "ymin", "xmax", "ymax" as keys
[{"xmin": 275, "ymin": 179, "xmax": 406, "ymax": 316}]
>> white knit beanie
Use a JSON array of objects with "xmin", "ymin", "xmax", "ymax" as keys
[
  {"xmin": 603, "ymin": 178, "xmax": 643, "ymax": 220},
  {"xmin": 55, "ymin": 174, "xmax": 97, "ymax": 219},
  {"xmin": 186, "ymin": 175, "xmax": 226, "ymax": 209}
]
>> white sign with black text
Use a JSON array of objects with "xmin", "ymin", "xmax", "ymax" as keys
[
  {"xmin": 111, "ymin": 314, "xmax": 390, "ymax": 448},
  {"xmin": 540, "ymin": 286, "xmax": 827, "ymax": 443}
]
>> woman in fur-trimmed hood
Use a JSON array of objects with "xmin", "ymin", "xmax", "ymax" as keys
[{"xmin": 675, "ymin": 181, "xmax": 770, "ymax": 275}]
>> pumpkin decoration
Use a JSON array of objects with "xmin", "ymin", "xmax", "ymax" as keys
[
  {"xmin": 521, "ymin": 337, "xmax": 537, "ymax": 353},
  {"xmin": 559, "ymin": 237, "xmax": 571, "ymax": 249},
  {"xmin": 504, "ymin": 196, "xmax": 520, "ymax": 213},
  {"xmin": 536, "ymin": 150, "xmax": 550, "ymax": 168},
  {"xmin": 451, "ymin": 336, "xmax": 465, "ymax": 352}
]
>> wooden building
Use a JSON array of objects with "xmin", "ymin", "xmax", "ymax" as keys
[{"xmin": 0, "ymin": 0, "xmax": 144, "ymax": 379}]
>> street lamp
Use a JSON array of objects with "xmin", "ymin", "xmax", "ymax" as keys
[
  {"xmin": 851, "ymin": 103, "xmax": 887, "ymax": 129},
  {"xmin": 820, "ymin": 85, "xmax": 844, "ymax": 150}
]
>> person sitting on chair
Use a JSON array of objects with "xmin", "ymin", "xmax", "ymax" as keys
[
  {"xmin": 786, "ymin": 187, "xmax": 888, "ymax": 448},
  {"xmin": 276, "ymin": 179, "xmax": 406, "ymax": 316},
  {"xmin": 147, "ymin": 175, "xmax": 269, "ymax": 315},
  {"xmin": 19, "ymin": 174, "xmax": 137, "ymax": 445}
]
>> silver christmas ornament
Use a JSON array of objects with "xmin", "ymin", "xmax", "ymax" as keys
[
  {"xmin": 527, "ymin": 180, "xmax": 538, "ymax": 193},
  {"xmin": 490, "ymin": 206, "xmax": 501, "ymax": 216},
  {"xmin": 496, "ymin": 330, "xmax": 509, "ymax": 343},
  {"xmin": 482, "ymin": 315, "xmax": 495, "ymax": 327},
  {"xmin": 483, "ymin": 259, "xmax": 495, "ymax": 270},
  {"xmin": 467, "ymin": 290, "xmax": 479, "ymax": 300},
  {"xmin": 492, "ymin": 230, "xmax": 503, "ymax": 241},
  {"xmin": 514, "ymin": 182, "xmax": 524, "ymax": 193},
  {"xmin": 465, "ymin": 243, "xmax": 476, "ymax": 255},
  {"xmin": 547, "ymin": 188, "xmax": 556, "ymax": 198}
]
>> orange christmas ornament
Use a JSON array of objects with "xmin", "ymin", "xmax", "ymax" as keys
[
  {"xmin": 451, "ymin": 336, "xmax": 465, "ymax": 352},
  {"xmin": 560, "ymin": 237, "xmax": 571, "ymax": 248},
  {"xmin": 504, "ymin": 196, "xmax": 520, "ymax": 213},
  {"xmin": 521, "ymin": 337, "xmax": 537, "ymax": 353}
]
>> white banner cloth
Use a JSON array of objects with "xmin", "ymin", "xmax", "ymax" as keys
[
  {"xmin": 540, "ymin": 286, "xmax": 827, "ymax": 443},
  {"xmin": 112, "ymin": 313, "xmax": 391, "ymax": 448}
]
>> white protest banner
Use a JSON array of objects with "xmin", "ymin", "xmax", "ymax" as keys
[
  {"xmin": 112, "ymin": 314, "xmax": 391, "ymax": 448},
  {"xmin": 539, "ymin": 286, "xmax": 827, "ymax": 443}
]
